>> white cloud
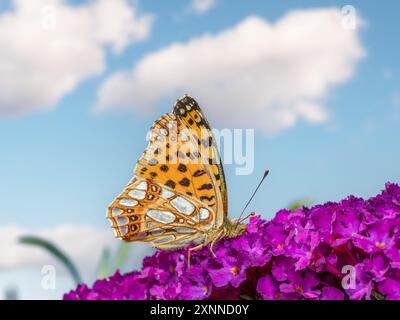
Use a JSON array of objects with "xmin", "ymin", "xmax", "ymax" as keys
[
  {"xmin": 191, "ymin": 0, "xmax": 216, "ymax": 14},
  {"xmin": 0, "ymin": 225, "xmax": 153, "ymax": 274},
  {"xmin": 96, "ymin": 8, "xmax": 365, "ymax": 134},
  {"xmin": 0, "ymin": 0, "xmax": 153, "ymax": 117}
]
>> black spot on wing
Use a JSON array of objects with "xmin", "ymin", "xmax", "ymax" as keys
[
  {"xmin": 179, "ymin": 178, "xmax": 190, "ymax": 187},
  {"xmin": 172, "ymin": 95, "xmax": 212, "ymax": 129},
  {"xmin": 178, "ymin": 164, "xmax": 187, "ymax": 172},
  {"xmin": 153, "ymin": 148, "xmax": 161, "ymax": 155},
  {"xmin": 198, "ymin": 183, "xmax": 213, "ymax": 191},
  {"xmin": 165, "ymin": 180, "xmax": 176, "ymax": 189},
  {"xmin": 193, "ymin": 169, "xmax": 206, "ymax": 177},
  {"xmin": 200, "ymin": 195, "xmax": 215, "ymax": 202}
]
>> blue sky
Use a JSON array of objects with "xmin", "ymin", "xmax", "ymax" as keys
[{"xmin": 0, "ymin": 0, "xmax": 399, "ymax": 299}]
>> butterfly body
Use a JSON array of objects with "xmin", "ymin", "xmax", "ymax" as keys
[{"xmin": 107, "ymin": 95, "xmax": 246, "ymax": 259}]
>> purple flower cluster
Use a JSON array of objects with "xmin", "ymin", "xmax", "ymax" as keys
[{"xmin": 64, "ymin": 183, "xmax": 400, "ymax": 300}]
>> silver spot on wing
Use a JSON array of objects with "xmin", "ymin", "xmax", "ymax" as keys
[
  {"xmin": 119, "ymin": 226, "xmax": 128, "ymax": 235},
  {"xmin": 150, "ymin": 228, "xmax": 166, "ymax": 235},
  {"xmin": 111, "ymin": 208, "xmax": 123, "ymax": 216},
  {"xmin": 119, "ymin": 198, "xmax": 138, "ymax": 206},
  {"xmin": 161, "ymin": 188, "xmax": 174, "ymax": 199},
  {"xmin": 117, "ymin": 216, "xmax": 128, "ymax": 225},
  {"xmin": 128, "ymin": 189, "xmax": 146, "ymax": 200},
  {"xmin": 147, "ymin": 209, "xmax": 176, "ymax": 224},
  {"xmin": 153, "ymin": 235, "xmax": 175, "ymax": 244},
  {"xmin": 199, "ymin": 208, "xmax": 210, "ymax": 220},
  {"xmin": 136, "ymin": 181, "xmax": 148, "ymax": 190},
  {"xmin": 173, "ymin": 227, "xmax": 197, "ymax": 234},
  {"xmin": 171, "ymin": 196, "xmax": 195, "ymax": 215}
]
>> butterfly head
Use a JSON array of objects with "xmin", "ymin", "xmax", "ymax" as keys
[
  {"xmin": 224, "ymin": 211, "xmax": 258, "ymax": 238},
  {"xmin": 223, "ymin": 218, "xmax": 247, "ymax": 239}
]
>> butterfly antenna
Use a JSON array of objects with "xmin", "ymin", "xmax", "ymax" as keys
[{"xmin": 235, "ymin": 170, "xmax": 269, "ymax": 225}]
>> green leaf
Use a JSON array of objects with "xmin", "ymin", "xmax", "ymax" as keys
[
  {"xmin": 19, "ymin": 235, "xmax": 82, "ymax": 285},
  {"xmin": 96, "ymin": 247, "xmax": 111, "ymax": 279},
  {"xmin": 4, "ymin": 287, "xmax": 18, "ymax": 300},
  {"xmin": 287, "ymin": 198, "xmax": 313, "ymax": 211},
  {"xmin": 112, "ymin": 242, "xmax": 131, "ymax": 271}
]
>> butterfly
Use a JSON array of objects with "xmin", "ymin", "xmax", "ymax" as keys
[{"xmin": 107, "ymin": 95, "xmax": 255, "ymax": 267}]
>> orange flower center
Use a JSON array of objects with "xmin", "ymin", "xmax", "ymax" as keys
[
  {"xmin": 230, "ymin": 266, "xmax": 240, "ymax": 275},
  {"xmin": 295, "ymin": 287, "xmax": 303, "ymax": 293},
  {"xmin": 375, "ymin": 242, "xmax": 385, "ymax": 249}
]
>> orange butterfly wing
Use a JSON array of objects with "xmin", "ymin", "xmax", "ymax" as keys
[
  {"xmin": 107, "ymin": 177, "xmax": 213, "ymax": 249},
  {"xmin": 107, "ymin": 95, "xmax": 227, "ymax": 249},
  {"xmin": 173, "ymin": 96, "xmax": 228, "ymax": 225}
]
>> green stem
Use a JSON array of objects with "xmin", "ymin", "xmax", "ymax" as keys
[
  {"xmin": 372, "ymin": 290, "xmax": 385, "ymax": 300},
  {"xmin": 19, "ymin": 235, "xmax": 82, "ymax": 285}
]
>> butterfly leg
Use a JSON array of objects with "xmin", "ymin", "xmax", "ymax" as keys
[
  {"xmin": 209, "ymin": 241, "xmax": 217, "ymax": 258},
  {"xmin": 209, "ymin": 229, "xmax": 224, "ymax": 258},
  {"xmin": 187, "ymin": 243, "xmax": 207, "ymax": 270}
]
